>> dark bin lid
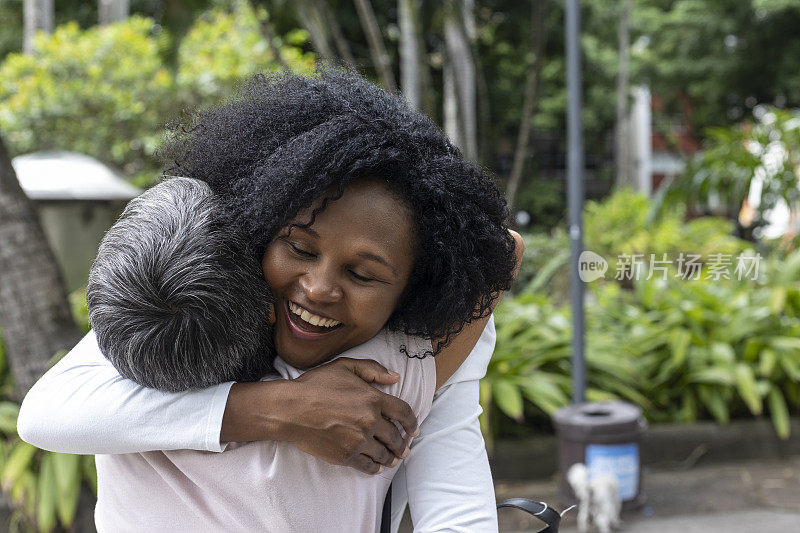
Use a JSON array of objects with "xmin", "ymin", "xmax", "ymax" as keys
[{"xmin": 552, "ymin": 401, "xmax": 644, "ymax": 437}]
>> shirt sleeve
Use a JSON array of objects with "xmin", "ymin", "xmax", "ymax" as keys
[
  {"xmin": 17, "ymin": 330, "xmax": 234, "ymax": 454},
  {"xmin": 390, "ymin": 315, "xmax": 499, "ymax": 532}
]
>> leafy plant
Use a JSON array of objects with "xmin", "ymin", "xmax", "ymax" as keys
[
  {"xmin": 0, "ymin": 289, "xmax": 93, "ymax": 533},
  {"xmin": 0, "ymin": 5, "xmax": 315, "ymax": 189},
  {"xmin": 661, "ymin": 107, "xmax": 800, "ymax": 237},
  {"xmin": 0, "ymin": 405, "xmax": 96, "ymax": 533},
  {"xmin": 514, "ymin": 189, "xmax": 749, "ymax": 302},
  {"xmin": 0, "ymin": 17, "xmax": 174, "ymax": 179},
  {"xmin": 584, "ymin": 188, "xmax": 748, "ymax": 272},
  {"xmin": 176, "ymin": 1, "xmax": 314, "ymax": 110},
  {"xmin": 484, "ymin": 238, "xmax": 800, "ymax": 445}
]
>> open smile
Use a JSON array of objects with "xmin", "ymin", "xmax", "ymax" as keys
[{"xmin": 284, "ymin": 300, "xmax": 343, "ymax": 341}]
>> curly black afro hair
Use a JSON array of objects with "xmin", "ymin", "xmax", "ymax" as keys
[{"xmin": 159, "ymin": 66, "xmax": 516, "ymax": 354}]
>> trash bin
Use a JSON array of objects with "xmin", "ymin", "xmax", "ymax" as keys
[{"xmin": 553, "ymin": 401, "xmax": 647, "ymax": 510}]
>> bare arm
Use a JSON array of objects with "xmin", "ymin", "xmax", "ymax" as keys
[{"xmin": 433, "ymin": 230, "xmax": 524, "ymax": 389}]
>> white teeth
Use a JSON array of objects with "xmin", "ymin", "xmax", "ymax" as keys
[{"xmin": 288, "ymin": 301, "xmax": 341, "ymax": 328}]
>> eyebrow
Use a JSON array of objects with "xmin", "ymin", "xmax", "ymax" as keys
[
  {"xmin": 290, "ymin": 225, "xmax": 319, "ymax": 238},
  {"xmin": 357, "ymin": 252, "xmax": 398, "ymax": 276},
  {"xmin": 290, "ymin": 226, "xmax": 398, "ymax": 276}
]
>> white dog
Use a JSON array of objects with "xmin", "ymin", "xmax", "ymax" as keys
[{"xmin": 566, "ymin": 463, "xmax": 622, "ymax": 533}]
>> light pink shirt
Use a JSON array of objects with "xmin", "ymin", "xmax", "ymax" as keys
[{"xmin": 93, "ymin": 330, "xmax": 436, "ymax": 532}]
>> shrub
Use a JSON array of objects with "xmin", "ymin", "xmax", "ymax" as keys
[
  {"xmin": 486, "ymin": 190, "xmax": 798, "ymax": 445},
  {"xmin": 0, "ymin": 5, "xmax": 315, "ymax": 188},
  {"xmin": 661, "ymin": 106, "xmax": 800, "ymax": 237},
  {"xmin": 485, "ymin": 248, "xmax": 800, "ymax": 444},
  {"xmin": 176, "ymin": 2, "xmax": 314, "ymax": 110},
  {"xmin": 0, "ymin": 17, "xmax": 173, "ymax": 179},
  {"xmin": 0, "ymin": 290, "xmax": 93, "ymax": 532}
]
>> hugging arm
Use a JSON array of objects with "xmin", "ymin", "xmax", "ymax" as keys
[
  {"xmin": 391, "ymin": 230, "xmax": 523, "ymax": 531},
  {"xmin": 17, "ymin": 329, "xmax": 415, "ymax": 471},
  {"xmin": 17, "ymin": 318, "xmax": 500, "ymax": 532},
  {"xmin": 17, "ymin": 331, "xmax": 234, "ymax": 454}
]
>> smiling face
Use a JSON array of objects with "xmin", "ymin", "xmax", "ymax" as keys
[{"xmin": 261, "ymin": 179, "xmax": 416, "ymax": 369}]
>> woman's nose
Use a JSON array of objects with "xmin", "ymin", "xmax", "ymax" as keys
[{"xmin": 298, "ymin": 266, "xmax": 342, "ymax": 303}]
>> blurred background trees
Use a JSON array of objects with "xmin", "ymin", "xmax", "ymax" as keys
[{"xmin": 3, "ymin": 0, "xmax": 800, "ymax": 224}]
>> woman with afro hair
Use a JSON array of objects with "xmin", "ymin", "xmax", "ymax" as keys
[{"xmin": 19, "ymin": 67, "xmax": 523, "ymax": 531}]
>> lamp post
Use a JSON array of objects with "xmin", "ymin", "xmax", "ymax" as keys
[{"xmin": 565, "ymin": 0, "xmax": 586, "ymax": 403}]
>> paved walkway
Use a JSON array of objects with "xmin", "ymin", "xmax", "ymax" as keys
[{"xmin": 494, "ymin": 456, "xmax": 800, "ymax": 532}]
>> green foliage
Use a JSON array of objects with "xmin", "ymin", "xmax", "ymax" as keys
[
  {"xmin": 0, "ymin": 5, "xmax": 314, "ymax": 187},
  {"xmin": 585, "ymin": 188, "xmax": 748, "ymax": 276},
  {"xmin": 634, "ymin": 0, "xmax": 800, "ymax": 132},
  {"xmin": 486, "ymin": 189, "xmax": 798, "ymax": 444},
  {"xmin": 0, "ymin": 17, "xmax": 173, "ymax": 179},
  {"xmin": 0, "ymin": 0, "xmax": 22, "ymax": 60},
  {"xmin": 0, "ymin": 289, "xmax": 92, "ymax": 532},
  {"xmin": 513, "ymin": 189, "xmax": 747, "ymax": 302},
  {"xmin": 662, "ymin": 107, "xmax": 800, "ymax": 235},
  {"xmin": 486, "ymin": 244, "xmax": 800, "ymax": 445},
  {"xmin": 68, "ymin": 290, "xmax": 90, "ymax": 335},
  {"xmin": 176, "ymin": 2, "xmax": 314, "ymax": 109},
  {"xmin": 512, "ymin": 233, "xmax": 570, "ymax": 303},
  {"xmin": 514, "ymin": 178, "xmax": 565, "ymax": 233},
  {"xmin": 478, "ymin": 0, "xmax": 620, "ymax": 160},
  {"xmin": 0, "ymin": 408, "xmax": 95, "ymax": 533}
]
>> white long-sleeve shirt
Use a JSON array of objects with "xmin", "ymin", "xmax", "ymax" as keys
[{"xmin": 18, "ymin": 317, "xmax": 499, "ymax": 532}]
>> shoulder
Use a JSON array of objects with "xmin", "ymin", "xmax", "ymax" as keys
[
  {"xmin": 433, "ymin": 229, "xmax": 523, "ymax": 388},
  {"xmin": 439, "ymin": 314, "xmax": 495, "ymax": 388}
]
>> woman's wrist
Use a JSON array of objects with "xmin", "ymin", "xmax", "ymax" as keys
[{"xmin": 220, "ymin": 379, "xmax": 298, "ymax": 443}]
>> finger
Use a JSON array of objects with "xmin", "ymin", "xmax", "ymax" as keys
[
  {"xmin": 379, "ymin": 393, "xmax": 419, "ymax": 437},
  {"xmin": 361, "ymin": 438, "xmax": 396, "ymax": 468},
  {"xmin": 373, "ymin": 418, "xmax": 409, "ymax": 460},
  {"xmin": 348, "ymin": 454, "xmax": 384, "ymax": 476},
  {"xmin": 338, "ymin": 358, "xmax": 400, "ymax": 385}
]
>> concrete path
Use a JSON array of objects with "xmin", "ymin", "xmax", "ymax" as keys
[{"xmin": 494, "ymin": 456, "xmax": 800, "ymax": 532}]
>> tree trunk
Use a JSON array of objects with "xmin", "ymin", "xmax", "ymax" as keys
[
  {"xmin": 505, "ymin": 0, "xmax": 548, "ymax": 211},
  {"xmin": 295, "ymin": 0, "xmax": 336, "ymax": 61},
  {"xmin": 316, "ymin": 0, "xmax": 357, "ymax": 67},
  {"xmin": 443, "ymin": 60, "xmax": 461, "ymax": 149},
  {"xmin": 0, "ymin": 133, "xmax": 82, "ymax": 399},
  {"xmin": 414, "ymin": 1, "xmax": 436, "ymax": 118},
  {"xmin": 98, "ymin": 0, "xmax": 129, "ymax": 25},
  {"xmin": 353, "ymin": 0, "xmax": 397, "ymax": 92},
  {"xmin": 615, "ymin": 0, "xmax": 634, "ymax": 189},
  {"xmin": 23, "ymin": 0, "xmax": 53, "ymax": 55},
  {"xmin": 399, "ymin": 0, "xmax": 421, "ymax": 109},
  {"xmin": 249, "ymin": 0, "xmax": 290, "ymax": 71},
  {"xmin": 443, "ymin": 0, "xmax": 477, "ymax": 161}
]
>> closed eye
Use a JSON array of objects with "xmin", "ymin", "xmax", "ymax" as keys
[
  {"xmin": 288, "ymin": 242, "xmax": 315, "ymax": 258},
  {"xmin": 349, "ymin": 270, "xmax": 375, "ymax": 282}
]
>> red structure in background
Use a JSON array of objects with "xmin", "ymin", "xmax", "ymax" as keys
[{"xmin": 650, "ymin": 94, "xmax": 701, "ymax": 191}]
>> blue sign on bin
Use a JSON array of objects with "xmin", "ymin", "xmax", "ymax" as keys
[{"xmin": 585, "ymin": 442, "xmax": 639, "ymax": 500}]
